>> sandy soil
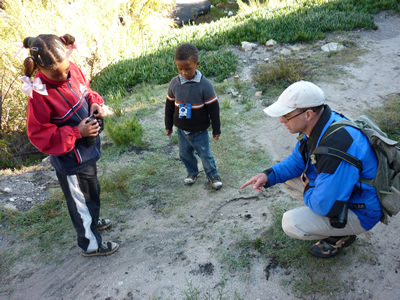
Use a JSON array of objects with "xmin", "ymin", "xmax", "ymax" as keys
[{"xmin": 1, "ymin": 11, "xmax": 400, "ymax": 300}]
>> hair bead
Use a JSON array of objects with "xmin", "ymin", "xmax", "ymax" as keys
[{"xmin": 28, "ymin": 37, "xmax": 35, "ymax": 48}]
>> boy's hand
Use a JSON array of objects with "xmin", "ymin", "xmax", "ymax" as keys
[
  {"xmin": 213, "ymin": 134, "xmax": 220, "ymax": 140},
  {"xmin": 166, "ymin": 129, "xmax": 173, "ymax": 136}
]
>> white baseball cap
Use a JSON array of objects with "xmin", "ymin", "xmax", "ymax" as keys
[{"xmin": 263, "ymin": 81, "xmax": 325, "ymax": 117}]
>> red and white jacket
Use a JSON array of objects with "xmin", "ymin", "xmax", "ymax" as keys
[{"xmin": 26, "ymin": 62, "xmax": 104, "ymax": 175}]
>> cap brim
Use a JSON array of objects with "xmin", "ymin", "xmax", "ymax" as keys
[{"xmin": 263, "ymin": 102, "xmax": 296, "ymax": 117}]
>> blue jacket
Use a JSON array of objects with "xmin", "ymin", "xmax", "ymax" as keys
[{"xmin": 264, "ymin": 105, "xmax": 382, "ymax": 230}]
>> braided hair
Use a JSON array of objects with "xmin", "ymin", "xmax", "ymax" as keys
[{"xmin": 22, "ymin": 34, "xmax": 75, "ymax": 77}]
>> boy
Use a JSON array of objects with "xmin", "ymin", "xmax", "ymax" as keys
[{"xmin": 165, "ymin": 43, "xmax": 222, "ymax": 190}]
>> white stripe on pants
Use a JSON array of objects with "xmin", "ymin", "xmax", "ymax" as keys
[{"xmin": 67, "ymin": 175, "xmax": 99, "ymax": 252}]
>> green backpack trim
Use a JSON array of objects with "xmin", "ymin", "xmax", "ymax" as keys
[{"xmin": 311, "ymin": 115, "xmax": 400, "ymax": 225}]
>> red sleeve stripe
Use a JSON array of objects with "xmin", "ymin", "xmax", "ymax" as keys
[
  {"xmin": 167, "ymin": 94, "xmax": 175, "ymax": 101},
  {"xmin": 204, "ymin": 95, "xmax": 218, "ymax": 105}
]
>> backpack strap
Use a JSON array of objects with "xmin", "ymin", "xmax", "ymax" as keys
[
  {"xmin": 312, "ymin": 146, "xmax": 363, "ymax": 172},
  {"xmin": 311, "ymin": 120, "xmax": 363, "ymax": 173}
]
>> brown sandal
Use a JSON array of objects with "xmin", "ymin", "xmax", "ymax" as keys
[{"xmin": 309, "ymin": 235, "xmax": 356, "ymax": 258}]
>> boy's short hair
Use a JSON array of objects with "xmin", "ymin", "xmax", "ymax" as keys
[{"xmin": 175, "ymin": 43, "xmax": 199, "ymax": 63}]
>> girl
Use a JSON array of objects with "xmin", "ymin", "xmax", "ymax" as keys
[{"xmin": 20, "ymin": 33, "xmax": 118, "ymax": 257}]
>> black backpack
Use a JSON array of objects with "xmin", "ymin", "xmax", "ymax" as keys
[{"xmin": 311, "ymin": 115, "xmax": 400, "ymax": 224}]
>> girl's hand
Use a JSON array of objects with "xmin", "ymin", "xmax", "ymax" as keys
[
  {"xmin": 166, "ymin": 129, "xmax": 173, "ymax": 136},
  {"xmin": 90, "ymin": 103, "xmax": 104, "ymax": 119},
  {"xmin": 213, "ymin": 134, "xmax": 220, "ymax": 140},
  {"xmin": 78, "ymin": 117, "xmax": 100, "ymax": 137}
]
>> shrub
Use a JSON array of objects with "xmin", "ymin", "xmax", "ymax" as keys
[
  {"xmin": 104, "ymin": 115, "xmax": 144, "ymax": 148},
  {"xmin": 253, "ymin": 56, "xmax": 308, "ymax": 88}
]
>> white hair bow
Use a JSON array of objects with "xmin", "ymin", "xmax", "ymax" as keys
[
  {"xmin": 65, "ymin": 40, "xmax": 83, "ymax": 58},
  {"xmin": 20, "ymin": 76, "xmax": 48, "ymax": 97},
  {"xmin": 13, "ymin": 42, "xmax": 28, "ymax": 58}
]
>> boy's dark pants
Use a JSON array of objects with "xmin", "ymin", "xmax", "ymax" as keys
[{"xmin": 56, "ymin": 164, "xmax": 102, "ymax": 252}]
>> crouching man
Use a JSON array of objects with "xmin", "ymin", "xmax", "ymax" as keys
[{"xmin": 241, "ymin": 81, "xmax": 382, "ymax": 258}]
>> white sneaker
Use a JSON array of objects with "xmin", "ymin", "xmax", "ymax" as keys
[
  {"xmin": 96, "ymin": 218, "xmax": 112, "ymax": 230},
  {"xmin": 208, "ymin": 176, "xmax": 222, "ymax": 190},
  {"xmin": 81, "ymin": 241, "xmax": 119, "ymax": 257},
  {"xmin": 184, "ymin": 175, "xmax": 198, "ymax": 185}
]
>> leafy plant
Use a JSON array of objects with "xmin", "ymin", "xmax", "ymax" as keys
[
  {"xmin": 366, "ymin": 93, "xmax": 400, "ymax": 141},
  {"xmin": 253, "ymin": 56, "xmax": 308, "ymax": 88},
  {"xmin": 221, "ymin": 95, "xmax": 232, "ymax": 109},
  {"xmin": 104, "ymin": 115, "xmax": 145, "ymax": 148}
]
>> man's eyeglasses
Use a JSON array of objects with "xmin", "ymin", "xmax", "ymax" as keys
[{"xmin": 283, "ymin": 110, "xmax": 307, "ymax": 121}]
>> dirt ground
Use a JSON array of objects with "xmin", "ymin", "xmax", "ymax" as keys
[{"xmin": 1, "ymin": 11, "xmax": 400, "ymax": 300}]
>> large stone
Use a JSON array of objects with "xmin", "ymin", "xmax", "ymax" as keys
[
  {"xmin": 173, "ymin": 0, "xmax": 211, "ymax": 27},
  {"xmin": 321, "ymin": 42, "xmax": 344, "ymax": 52}
]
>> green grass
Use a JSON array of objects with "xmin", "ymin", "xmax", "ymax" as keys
[
  {"xmin": 91, "ymin": 0, "xmax": 399, "ymax": 100},
  {"xmin": 225, "ymin": 200, "xmax": 378, "ymax": 297},
  {"xmin": 366, "ymin": 93, "xmax": 400, "ymax": 141}
]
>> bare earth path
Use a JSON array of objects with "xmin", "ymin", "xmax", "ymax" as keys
[{"xmin": 1, "ymin": 11, "xmax": 400, "ymax": 300}]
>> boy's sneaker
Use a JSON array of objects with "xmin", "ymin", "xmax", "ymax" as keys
[
  {"xmin": 96, "ymin": 218, "xmax": 112, "ymax": 230},
  {"xmin": 81, "ymin": 241, "xmax": 119, "ymax": 257},
  {"xmin": 309, "ymin": 235, "xmax": 356, "ymax": 258},
  {"xmin": 209, "ymin": 176, "xmax": 222, "ymax": 190},
  {"xmin": 184, "ymin": 175, "xmax": 198, "ymax": 185}
]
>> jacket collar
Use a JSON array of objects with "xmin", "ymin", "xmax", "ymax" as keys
[
  {"xmin": 307, "ymin": 104, "xmax": 332, "ymax": 151},
  {"xmin": 37, "ymin": 70, "xmax": 71, "ymax": 87},
  {"xmin": 179, "ymin": 70, "xmax": 202, "ymax": 84}
]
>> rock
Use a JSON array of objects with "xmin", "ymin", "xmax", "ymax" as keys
[
  {"xmin": 279, "ymin": 48, "xmax": 291, "ymax": 56},
  {"xmin": 265, "ymin": 39, "xmax": 277, "ymax": 47},
  {"xmin": 228, "ymin": 11, "xmax": 234, "ymax": 16},
  {"xmin": 241, "ymin": 41, "xmax": 258, "ymax": 51},
  {"xmin": 321, "ymin": 42, "xmax": 344, "ymax": 52},
  {"xmin": 3, "ymin": 187, "xmax": 12, "ymax": 193},
  {"xmin": 255, "ymin": 91, "xmax": 263, "ymax": 97},
  {"xmin": 9, "ymin": 197, "xmax": 15, "ymax": 202},
  {"xmin": 4, "ymin": 203, "xmax": 17, "ymax": 211},
  {"xmin": 26, "ymin": 197, "xmax": 33, "ymax": 202}
]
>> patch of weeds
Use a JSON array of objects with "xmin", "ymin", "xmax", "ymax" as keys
[
  {"xmin": 99, "ymin": 166, "xmax": 133, "ymax": 207},
  {"xmin": 253, "ymin": 56, "xmax": 308, "ymax": 89},
  {"xmin": 221, "ymin": 95, "xmax": 232, "ymax": 109},
  {"xmin": 183, "ymin": 277, "xmax": 244, "ymax": 300},
  {"xmin": 0, "ymin": 188, "xmax": 73, "ymax": 265},
  {"xmin": 199, "ymin": 49, "xmax": 238, "ymax": 82},
  {"xmin": 214, "ymin": 227, "xmax": 257, "ymax": 279},
  {"xmin": 104, "ymin": 115, "xmax": 145, "ymax": 148},
  {"xmin": 304, "ymin": 40, "xmax": 368, "ymax": 81},
  {"xmin": 365, "ymin": 93, "xmax": 400, "ymax": 141},
  {"xmin": 106, "ymin": 90, "xmax": 126, "ymax": 117},
  {"xmin": 214, "ymin": 81, "xmax": 231, "ymax": 95},
  {"xmin": 247, "ymin": 202, "xmax": 364, "ymax": 297},
  {"xmin": 233, "ymin": 77, "xmax": 244, "ymax": 90},
  {"xmin": 211, "ymin": 129, "xmax": 270, "ymax": 186}
]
